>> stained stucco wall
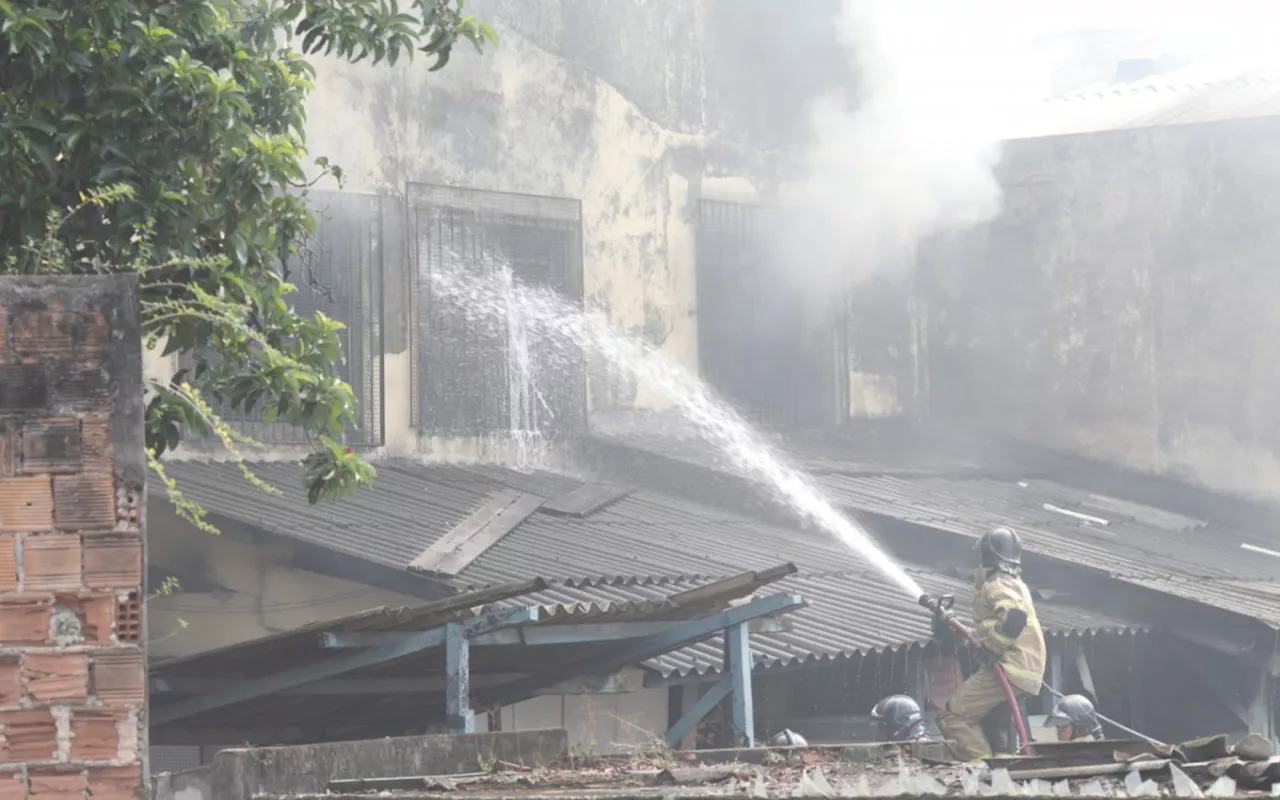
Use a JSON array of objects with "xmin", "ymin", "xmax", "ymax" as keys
[
  {"xmin": 921, "ymin": 115, "xmax": 1280, "ymax": 501},
  {"xmin": 298, "ymin": 0, "xmax": 844, "ymax": 435}
]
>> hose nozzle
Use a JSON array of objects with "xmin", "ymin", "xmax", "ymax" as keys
[{"xmin": 919, "ymin": 593, "xmax": 953, "ymax": 614}]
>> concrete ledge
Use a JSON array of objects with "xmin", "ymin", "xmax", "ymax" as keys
[{"xmin": 151, "ymin": 729, "xmax": 568, "ymax": 800}]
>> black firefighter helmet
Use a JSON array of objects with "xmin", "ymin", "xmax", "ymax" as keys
[
  {"xmin": 1047, "ymin": 694, "xmax": 1104, "ymax": 740},
  {"xmin": 870, "ymin": 694, "xmax": 928, "ymax": 741},
  {"xmin": 978, "ymin": 525, "xmax": 1023, "ymax": 570}
]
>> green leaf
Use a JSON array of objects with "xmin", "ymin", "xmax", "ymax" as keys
[{"xmin": 0, "ymin": 0, "xmax": 491, "ymax": 508}]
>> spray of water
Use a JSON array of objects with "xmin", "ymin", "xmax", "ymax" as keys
[
  {"xmin": 431, "ymin": 262, "xmax": 925, "ymax": 600},
  {"xmin": 497, "ymin": 269, "xmax": 551, "ymax": 469}
]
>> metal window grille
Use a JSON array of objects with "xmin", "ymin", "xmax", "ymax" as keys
[
  {"xmin": 408, "ymin": 183, "xmax": 586, "ymax": 436},
  {"xmin": 696, "ymin": 199, "xmax": 848, "ymax": 431},
  {"xmin": 176, "ymin": 190, "xmax": 386, "ymax": 447}
]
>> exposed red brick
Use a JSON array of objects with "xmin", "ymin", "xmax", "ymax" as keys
[
  {"xmin": 52, "ymin": 475, "xmax": 114, "ymax": 532},
  {"xmin": 0, "ymin": 596, "xmax": 54, "ymax": 644},
  {"xmin": 73, "ymin": 595, "xmax": 114, "ymax": 644},
  {"xmin": 75, "ymin": 311, "xmax": 110, "ymax": 357},
  {"xmin": 85, "ymin": 765, "xmax": 139, "ymax": 800},
  {"xmin": 70, "ymin": 709, "xmax": 120, "ymax": 759},
  {"xmin": 81, "ymin": 537, "xmax": 140, "ymax": 591},
  {"xmin": 0, "ymin": 659, "xmax": 20, "ymax": 708},
  {"xmin": 22, "ymin": 536, "xmax": 81, "ymax": 592},
  {"xmin": 20, "ymin": 419, "xmax": 82, "ymax": 475},
  {"xmin": 47, "ymin": 362, "xmax": 110, "ymax": 413},
  {"xmin": 27, "ymin": 768, "xmax": 85, "ymax": 799},
  {"xmin": 113, "ymin": 593, "xmax": 140, "ymax": 645},
  {"xmin": 0, "ymin": 536, "xmax": 16, "ymax": 591},
  {"xmin": 0, "ymin": 361, "xmax": 49, "ymax": 414},
  {"xmin": 0, "ymin": 708, "xmax": 58, "ymax": 763},
  {"xmin": 23, "ymin": 652, "xmax": 88, "ymax": 702},
  {"xmin": 11, "ymin": 305, "xmax": 73, "ymax": 359},
  {"xmin": 0, "ymin": 476, "xmax": 53, "ymax": 533},
  {"xmin": 0, "ymin": 773, "xmax": 24, "ymax": 800},
  {"xmin": 90, "ymin": 651, "xmax": 143, "ymax": 707},
  {"xmin": 78, "ymin": 420, "xmax": 111, "ymax": 474}
]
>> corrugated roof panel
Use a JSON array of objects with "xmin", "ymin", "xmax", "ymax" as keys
[
  {"xmin": 159, "ymin": 458, "xmax": 1147, "ymax": 677},
  {"xmin": 634, "ymin": 569, "xmax": 1143, "ymax": 678},
  {"xmin": 586, "ymin": 431, "xmax": 1280, "ymax": 627},
  {"xmin": 1007, "ymin": 70, "xmax": 1280, "ymax": 140}
]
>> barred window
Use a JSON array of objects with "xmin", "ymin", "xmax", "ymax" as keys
[{"xmin": 408, "ymin": 183, "xmax": 586, "ymax": 437}]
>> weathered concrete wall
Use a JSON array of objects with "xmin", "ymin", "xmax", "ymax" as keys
[
  {"xmin": 151, "ymin": 729, "xmax": 567, "ymax": 800},
  {"xmin": 922, "ymin": 116, "xmax": 1280, "ymax": 500},
  {"xmin": 299, "ymin": 0, "xmax": 844, "ymax": 430},
  {"xmin": 0, "ymin": 276, "xmax": 146, "ymax": 798}
]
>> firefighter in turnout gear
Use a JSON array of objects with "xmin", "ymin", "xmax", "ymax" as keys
[
  {"xmin": 1046, "ymin": 694, "xmax": 1104, "ymax": 742},
  {"xmin": 870, "ymin": 695, "xmax": 933, "ymax": 742},
  {"xmin": 937, "ymin": 526, "xmax": 1047, "ymax": 761}
]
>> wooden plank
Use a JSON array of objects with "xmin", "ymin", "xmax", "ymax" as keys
[
  {"xmin": 667, "ymin": 562, "xmax": 797, "ymax": 608},
  {"xmin": 409, "ymin": 490, "xmax": 544, "ymax": 576},
  {"xmin": 540, "ymin": 482, "xmax": 632, "ymax": 517}
]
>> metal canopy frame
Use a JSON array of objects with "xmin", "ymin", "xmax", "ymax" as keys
[{"xmin": 151, "ymin": 592, "xmax": 807, "ymax": 745}]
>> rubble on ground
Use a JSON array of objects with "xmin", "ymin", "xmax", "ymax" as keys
[{"xmin": 254, "ymin": 734, "xmax": 1280, "ymax": 798}]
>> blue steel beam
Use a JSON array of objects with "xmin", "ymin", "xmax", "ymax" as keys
[
  {"xmin": 321, "ymin": 616, "xmax": 786, "ymax": 649},
  {"xmin": 154, "ymin": 607, "xmax": 536, "ymax": 726},
  {"xmin": 446, "ymin": 621, "xmax": 473, "ymax": 732},
  {"xmin": 724, "ymin": 621, "xmax": 754, "ymax": 746},
  {"xmin": 665, "ymin": 674, "xmax": 731, "ymax": 748},
  {"xmin": 479, "ymin": 593, "xmax": 806, "ymax": 709},
  {"xmin": 577, "ymin": 593, "xmax": 804, "ymax": 675}
]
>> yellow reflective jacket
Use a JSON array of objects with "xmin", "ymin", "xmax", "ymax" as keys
[{"xmin": 971, "ymin": 568, "xmax": 1046, "ymax": 695}]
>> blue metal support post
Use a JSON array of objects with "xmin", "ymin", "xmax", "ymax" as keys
[
  {"xmin": 665, "ymin": 677, "xmax": 731, "ymax": 748},
  {"xmin": 446, "ymin": 621, "xmax": 474, "ymax": 733},
  {"xmin": 724, "ymin": 621, "xmax": 754, "ymax": 747}
]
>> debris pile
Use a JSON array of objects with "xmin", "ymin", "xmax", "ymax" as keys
[{"xmin": 257, "ymin": 735, "xmax": 1280, "ymax": 798}]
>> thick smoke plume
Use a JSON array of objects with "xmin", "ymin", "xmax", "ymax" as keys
[{"xmin": 776, "ymin": 0, "xmax": 1278, "ymax": 317}]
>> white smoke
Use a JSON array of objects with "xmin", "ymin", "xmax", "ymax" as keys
[{"xmin": 779, "ymin": 0, "xmax": 1280, "ymax": 307}]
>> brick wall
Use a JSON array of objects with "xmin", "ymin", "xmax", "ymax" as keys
[{"xmin": 0, "ymin": 277, "xmax": 146, "ymax": 799}]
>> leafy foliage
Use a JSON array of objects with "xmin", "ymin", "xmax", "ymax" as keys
[{"xmin": 0, "ymin": 0, "xmax": 495, "ymax": 511}]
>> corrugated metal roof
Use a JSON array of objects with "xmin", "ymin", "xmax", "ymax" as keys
[
  {"xmin": 1008, "ymin": 69, "xmax": 1280, "ymax": 140},
  {"xmin": 150, "ymin": 576, "xmax": 804, "ymax": 729},
  {"xmin": 159, "ymin": 458, "xmax": 1146, "ymax": 678},
  {"xmin": 164, "ymin": 459, "xmax": 899, "ymax": 585},
  {"xmin": 814, "ymin": 473, "xmax": 1280, "ymax": 626},
  {"xmin": 583, "ymin": 430, "xmax": 1280, "ymax": 628},
  {"xmin": 534, "ymin": 569, "xmax": 1144, "ymax": 679}
]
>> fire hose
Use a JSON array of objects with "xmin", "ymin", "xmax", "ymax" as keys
[{"xmin": 919, "ymin": 594, "xmax": 1032, "ymax": 755}]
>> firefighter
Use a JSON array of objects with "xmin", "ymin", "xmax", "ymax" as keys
[
  {"xmin": 1046, "ymin": 694, "xmax": 1104, "ymax": 742},
  {"xmin": 870, "ymin": 694, "xmax": 933, "ymax": 742},
  {"xmin": 936, "ymin": 526, "xmax": 1047, "ymax": 761}
]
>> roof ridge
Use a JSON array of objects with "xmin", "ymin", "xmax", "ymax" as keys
[{"xmin": 555, "ymin": 573, "xmax": 713, "ymax": 589}]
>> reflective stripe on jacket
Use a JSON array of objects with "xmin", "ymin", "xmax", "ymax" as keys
[{"xmin": 971, "ymin": 570, "xmax": 1046, "ymax": 695}]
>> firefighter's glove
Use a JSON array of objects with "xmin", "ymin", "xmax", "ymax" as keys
[{"xmin": 930, "ymin": 607, "xmax": 958, "ymax": 643}]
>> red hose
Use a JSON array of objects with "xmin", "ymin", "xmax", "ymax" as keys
[
  {"xmin": 949, "ymin": 617, "xmax": 1032, "ymax": 755},
  {"xmin": 990, "ymin": 662, "xmax": 1032, "ymax": 755}
]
